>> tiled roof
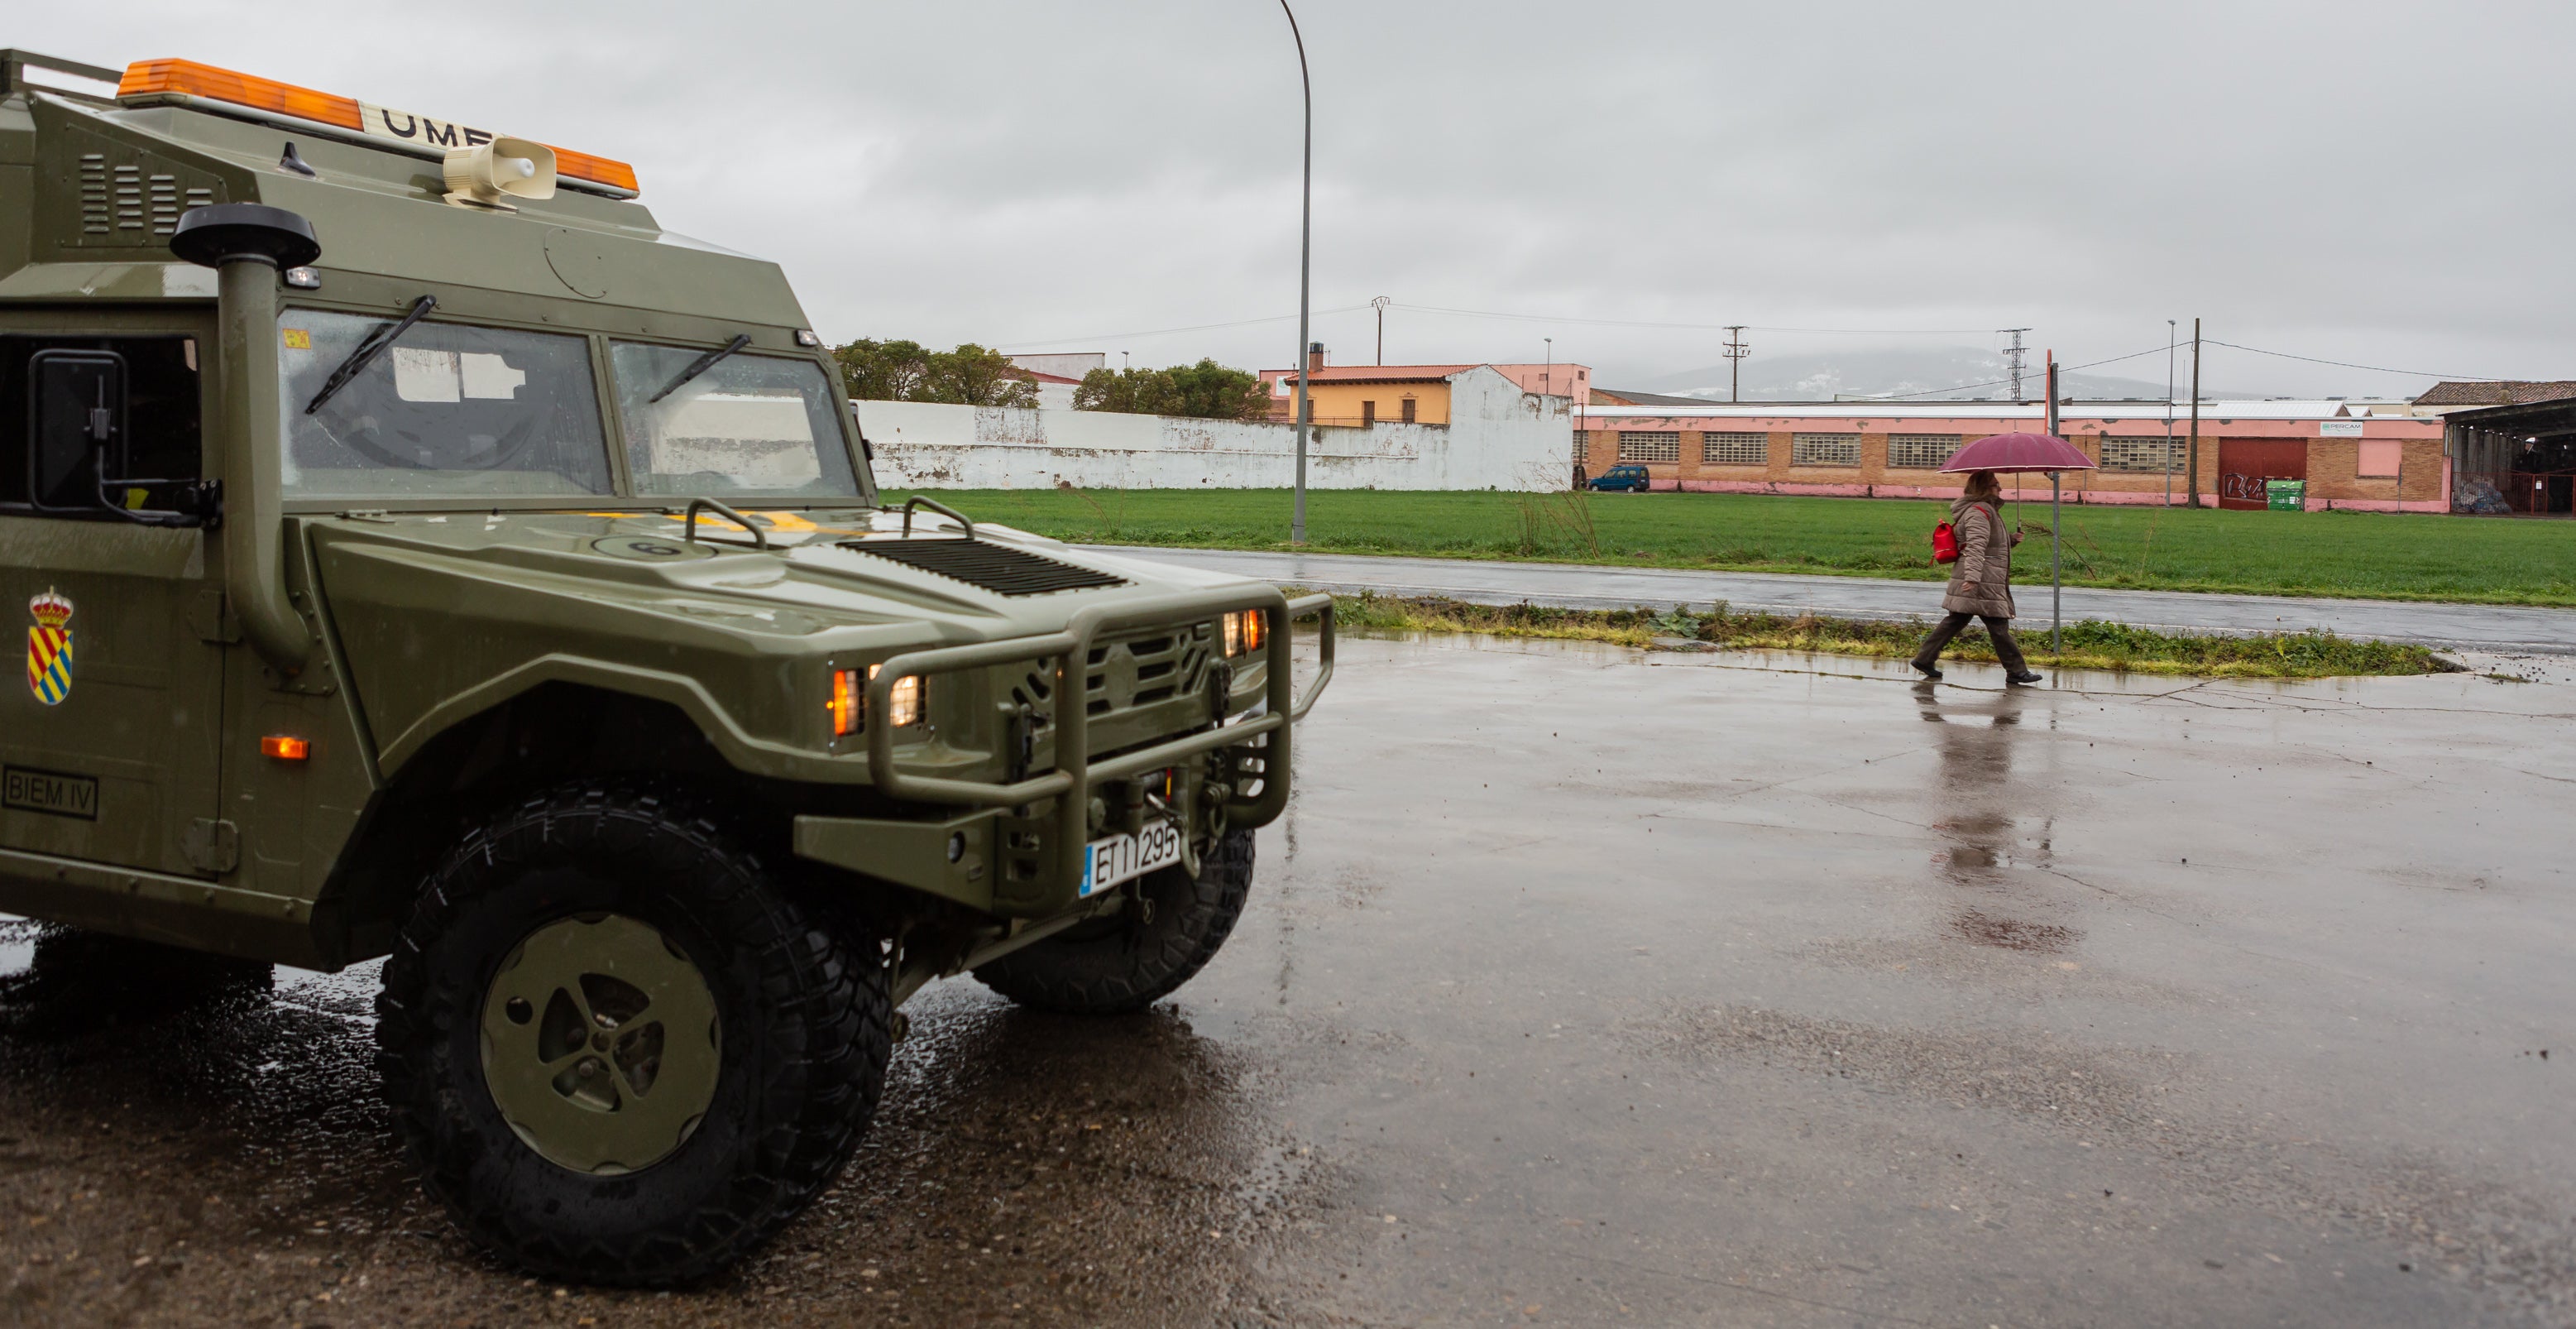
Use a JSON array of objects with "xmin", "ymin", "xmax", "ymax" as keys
[{"xmin": 2412, "ymin": 380, "xmax": 2576, "ymax": 406}]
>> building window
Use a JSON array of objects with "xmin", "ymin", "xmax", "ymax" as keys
[
  {"xmin": 1791, "ymin": 432, "xmax": 1860, "ymax": 467},
  {"xmin": 2358, "ymin": 439, "xmax": 2401, "ymax": 477},
  {"xmin": 2100, "ymin": 435, "xmax": 2184, "ymax": 473},
  {"xmin": 1362, "ymin": 400, "xmax": 1377, "ymax": 426},
  {"xmin": 1617, "ymin": 430, "xmax": 1680, "ymax": 463},
  {"xmin": 1701, "ymin": 431, "xmax": 1767, "ymax": 466},
  {"xmin": 1571, "ymin": 429, "xmax": 1588, "ymax": 462},
  {"xmin": 1886, "ymin": 434, "xmax": 1961, "ymax": 470},
  {"xmin": 1401, "ymin": 396, "xmax": 1416, "ymax": 424}
]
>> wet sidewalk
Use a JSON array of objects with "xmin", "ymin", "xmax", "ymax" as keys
[{"xmin": 1081, "ymin": 544, "xmax": 2576, "ymax": 653}]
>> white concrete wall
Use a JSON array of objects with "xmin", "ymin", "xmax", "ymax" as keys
[{"xmin": 859, "ymin": 366, "xmax": 1572, "ymax": 491}]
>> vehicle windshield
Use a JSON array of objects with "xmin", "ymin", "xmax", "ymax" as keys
[
  {"xmin": 279, "ymin": 310, "xmax": 612, "ymax": 498},
  {"xmin": 610, "ymin": 343, "xmax": 859, "ymax": 498}
]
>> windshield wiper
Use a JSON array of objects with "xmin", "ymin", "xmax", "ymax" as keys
[
  {"xmin": 649, "ymin": 333, "xmax": 752, "ymax": 404},
  {"xmin": 304, "ymin": 295, "xmax": 437, "ymax": 415}
]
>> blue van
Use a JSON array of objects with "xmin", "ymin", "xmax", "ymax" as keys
[{"xmin": 1590, "ymin": 463, "xmax": 1653, "ymax": 492}]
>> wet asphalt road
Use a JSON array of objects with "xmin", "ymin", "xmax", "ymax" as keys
[
  {"xmin": 0, "ymin": 637, "xmax": 2569, "ymax": 1327},
  {"xmin": 1079, "ymin": 544, "xmax": 2576, "ymax": 654}
]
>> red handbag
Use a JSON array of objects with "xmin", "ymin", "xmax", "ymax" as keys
[{"xmin": 1931, "ymin": 521, "xmax": 1960, "ymax": 564}]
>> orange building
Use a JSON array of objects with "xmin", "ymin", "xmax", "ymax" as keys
[{"xmin": 1262, "ymin": 354, "xmax": 1587, "ymax": 428}]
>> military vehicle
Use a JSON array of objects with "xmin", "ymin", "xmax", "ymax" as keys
[{"xmin": 0, "ymin": 49, "xmax": 1331, "ymax": 1283}]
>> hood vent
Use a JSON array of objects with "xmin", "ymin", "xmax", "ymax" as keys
[{"xmin": 843, "ymin": 538, "xmax": 1128, "ymax": 597}]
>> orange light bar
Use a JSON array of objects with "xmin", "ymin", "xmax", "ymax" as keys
[
  {"xmin": 261, "ymin": 735, "xmax": 311, "ymax": 761},
  {"xmin": 116, "ymin": 58, "xmax": 639, "ymax": 194},
  {"xmin": 548, "ymin": 145, "xmax": 639, "ymax": 194},
  {"xmin": 118, "ymin": 59, "xmax": 361, "ymax": 131}
]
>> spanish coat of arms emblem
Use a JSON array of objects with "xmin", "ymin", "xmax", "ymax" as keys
[{"xmin": 26, "ymin": 589, "xmax": 74, "ymax": 706}]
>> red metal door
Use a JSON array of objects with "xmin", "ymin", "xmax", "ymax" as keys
[{"xmin": 2217, "ymin": 438, "xmax": 2308, "ymax": 511}]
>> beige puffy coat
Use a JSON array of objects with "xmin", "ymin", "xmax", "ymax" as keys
[{"xmin": 1941, "ymin": 497, "xmax": 2016, "ymax": 618}]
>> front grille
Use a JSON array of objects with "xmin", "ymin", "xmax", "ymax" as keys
[
  {"xmin": 844, "ymin": 538, "xmax": 1128, "ymax": 597},
  {"xmin": 1085, "ymin": 628, "xmax": 1209, "ymax": 717}
]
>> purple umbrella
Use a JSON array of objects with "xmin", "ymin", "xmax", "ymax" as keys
[
  {"xmin": 1937, "ymin": 430, "xmax": 2096, "ymax": 474},
  {"xmin": 1938, "ymin": 430, "xmax": 2096, "ymax": 654}
]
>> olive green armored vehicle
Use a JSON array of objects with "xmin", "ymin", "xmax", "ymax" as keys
[{"xmin": 0, "ymin": 49, "xmax": 1330, "ymax": 1283}]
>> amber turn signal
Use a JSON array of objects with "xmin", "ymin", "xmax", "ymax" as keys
[
  {"xmin": 829, "ymin": 664, "xmax": 923, "ymax": 737},
  {"xmin": 261, "ymin": 735, "xmax": 310, "ymax": 761}
]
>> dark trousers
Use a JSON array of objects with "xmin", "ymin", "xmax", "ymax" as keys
[{"xmin": 1913, "ymin": 612, "xmax": 2028, "ymax": 673}]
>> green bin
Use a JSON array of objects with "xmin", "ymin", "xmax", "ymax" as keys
[{"xmin": 2266, "ymin": 479, "xmax": 2305, "ymax": 511}]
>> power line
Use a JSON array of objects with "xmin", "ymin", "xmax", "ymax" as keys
[
  {"xmin": 2197, "ymin": 338, "xmax": 2502, "ymax": 382},
  {"xmin": 1868, "ymin": 343, "xmax": 2176, "ymax": 401},
  {"xmin": 1388, "ymin": 302, "xmax": 1995, "ymax": 335},
  {"xmin": 997, "ymin": 303, "xmax": 1372, "ymax": 351}
]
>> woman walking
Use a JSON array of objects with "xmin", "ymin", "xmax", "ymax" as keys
[{"xmin": 1913, "ymin": 470, "xmax": 2043, "ymax": 684}]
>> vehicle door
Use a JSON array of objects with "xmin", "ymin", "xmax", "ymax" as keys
[{"xmin": 0, "ymin": 318, "xmax": 228, "ymax": 878}]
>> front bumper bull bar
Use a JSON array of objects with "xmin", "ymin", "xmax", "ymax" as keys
[{"xmin": 862, "ymin": 587, "xmax": 1334, "ymax": 893}]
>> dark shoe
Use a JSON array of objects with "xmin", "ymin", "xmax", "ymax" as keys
[
  {"xmin": 2004, "ymin": 670, "xmax": 2044, "ymax": 686},
  {"xmin": 1911, "ymin": 659, "xmax": 1942, "ymax": 679}
]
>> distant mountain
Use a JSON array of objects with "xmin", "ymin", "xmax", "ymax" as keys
[{"xmin": 1625, "ymin": 345, "xmax": 2267, "ymax": 403}]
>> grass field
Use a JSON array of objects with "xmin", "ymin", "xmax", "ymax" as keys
[
  {"xmin": 1326, "ymin": 593, "xmax": 2459, "ymax": 679},
  {"xmin": 895, "ymin": 487, "xmax": 2576, "ymax": 607}
]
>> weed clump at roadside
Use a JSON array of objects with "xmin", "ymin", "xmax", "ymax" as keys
[{"xmin": 1324, "ymin": 592, "xmax": 2456, "ymax": 679}]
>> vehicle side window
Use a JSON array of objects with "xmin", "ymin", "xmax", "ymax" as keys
[
  {"xmin": 0, "ymin": 336, "xmax": 201, "ymax": 514},
  {"xmin": 280, "ymin": 310, "xmax": 610, "ymax": 498}
]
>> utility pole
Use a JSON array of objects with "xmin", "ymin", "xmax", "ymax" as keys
[
  {"xmin": 2000, "ymin": 329, "xmax": 2032, "ymax": 401},
  {"xmin": 1543, "ymin": 337, "xmax": 1554, "ymax": 401},
  {"xmin": 1371, "ymin": 295, "xmax": 1390, "ymax": 365},
  {"xmin": 1722, "ymin": 325, "xmax": 1749, "ymax": 402},
  {"xmin": 2186, "ymin": 317, "xmax": 2203, "ymax": 509},
  {"xmin": 1281, "ymin": 0, "xmax": 1313, "ymax": 545}
]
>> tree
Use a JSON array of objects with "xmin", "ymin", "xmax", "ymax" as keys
[
  {"xmin": 832, "ymin": 340, "xmax": 1037, "ymax": 409},
  {"xmin": 832, "ymin": 338, "xmax": 930, "ymax": 402},
  {"xmin": 1164, "ymin": 359, "xmax": 1271, "ymax": 420},
  {"xmin": 1073, "ymin": 367, "xmax": 1179, "ymax": 415},
  {"xmin": 1072, "ymin": 359, "xmax": 1270, "ymax": 420},
  {"xmin": 917, "ymin": 343, "xmax": 1039, "ymax": 409}
]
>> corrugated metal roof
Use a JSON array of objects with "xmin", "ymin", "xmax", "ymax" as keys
[{"xmin": 2413, "ymin": 380, "xmax": 2576, "ymax": 407}]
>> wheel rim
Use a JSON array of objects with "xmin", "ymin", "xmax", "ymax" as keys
[{"xmin": 479, "ymin": 913, "xmax": 722, "ymax": 1174}]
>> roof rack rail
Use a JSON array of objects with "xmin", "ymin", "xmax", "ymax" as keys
[{"xmin": 0, "ymin": 49, "xmax": 122, "ymax": 101}]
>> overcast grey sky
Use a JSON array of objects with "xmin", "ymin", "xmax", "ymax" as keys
[{"xmin": 24, "ymin": 2, "xmax": 2574, "ymax": 396}]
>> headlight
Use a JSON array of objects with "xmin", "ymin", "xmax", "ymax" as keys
[
  {"xmin": 830, "ymin": 664, "xmax": 923, "ymax": 737},
  {"xmin": 1221, "ymin": 609, "xmax": 1266, "ymax": 658}
]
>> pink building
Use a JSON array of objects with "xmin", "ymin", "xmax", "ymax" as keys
[{"xmin": 1576, "ymin": 400, "xmax": 2447, "ymax": 512}]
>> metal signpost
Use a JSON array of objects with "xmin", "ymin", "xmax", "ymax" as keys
[{"xmin": 2046, "ymin": 354, "xmax": 2062, "ymax": 653}]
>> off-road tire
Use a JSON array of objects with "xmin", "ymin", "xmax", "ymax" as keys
[
  {"xmin": 375, "ymin": 784, "xmax": 890, "ymax": 1287},
  {"xmin": 973, "ymin": 828, "xmax": 1254, "ymax": 1014}
]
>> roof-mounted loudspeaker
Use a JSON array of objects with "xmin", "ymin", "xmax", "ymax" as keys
[
  {"xmin": 170, "ymin": 204, "xmax": 322, "ymax": 270},
  {"xmin": 443, "ymin": 138, "xmax": 557, "ymax": 210}
]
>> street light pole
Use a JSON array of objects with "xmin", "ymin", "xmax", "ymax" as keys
[
  {"xmin": 1281, "ymin": 0, "xmax": 1313, "ymax": 546},
  {"xmin": 1372, "ymin": 295, "xmax": 1389, "ymax": 365}
]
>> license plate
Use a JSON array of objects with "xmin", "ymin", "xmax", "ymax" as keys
[{"xmin": 1079, "ymin": 820, "xmax": 1186, "ymax": 898}]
